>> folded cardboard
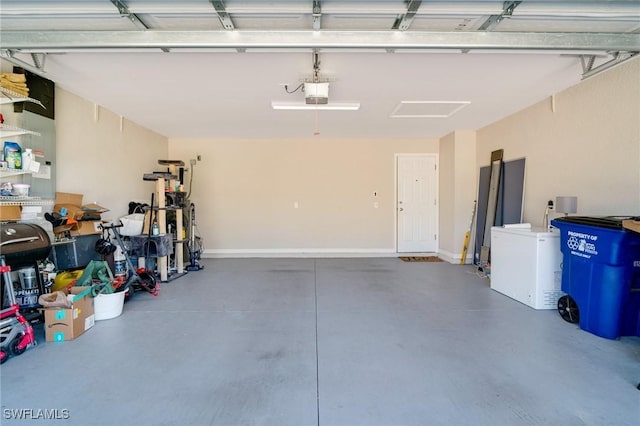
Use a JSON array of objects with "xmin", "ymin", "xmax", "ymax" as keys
[
  {"xmin": 54, "ymin": 192, "xmax": 109, "ymax": 222},
  {"xmin": 44, "ymin": 286, "xmax": 95, "ymax": 342},
  {"xmin": 81, "ymin": 203, "xmax": 108, "ymax": 214}
]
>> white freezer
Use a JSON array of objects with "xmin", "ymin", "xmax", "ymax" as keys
[{"xmin": 490, "ymin": 226, "xmax": 564, "ymax": 309}]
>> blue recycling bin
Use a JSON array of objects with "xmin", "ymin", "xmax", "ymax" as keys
[{"xmin": 551, "ymin": 216, "xmax": 640, "ymax": 339}]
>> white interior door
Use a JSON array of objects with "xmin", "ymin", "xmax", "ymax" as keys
[{"xmin": 396, "ymin": 154, "xmax": 438, "ymax": 253}]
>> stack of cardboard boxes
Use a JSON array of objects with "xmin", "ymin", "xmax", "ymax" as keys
[{"xmin": 47, "ymin": 192, "xmax": 109, "ymax": 271}]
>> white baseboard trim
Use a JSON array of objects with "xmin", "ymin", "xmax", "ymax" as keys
[
  {"xmin": 437, "ymin": 249, "xmax": 472, "ymax": 265},
  {"xmin": 203, "ymin": 248, "xmax": 398, "ymax": 258}
]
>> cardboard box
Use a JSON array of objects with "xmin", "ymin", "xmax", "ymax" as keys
[
  {"xmin": 44, "ymin": 286, "xmax": 95, "ymax": 342},
  {"xmin": 0, "ymin": 205, "xmax": 21, "ymax": 221},
  {"xmin": 55, "ymin": 192, "xmax": 83, "ymax": 206},
  {"xmin": 54, "ymin": 192, "xmax": 84, "ymax": 220},
  {"xmin": 70, "ymin": 220, "xmax": 103, "ymax": 236},
  {"xmin": 54, "ymin": 203, "xmax": 84, "ymax": 220},
  {"xmin": 54, "ymin": 192, "xmax": 109, "ymax": 221}
]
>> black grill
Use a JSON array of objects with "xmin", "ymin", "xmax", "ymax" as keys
[{"xmin": 0, "ymin": 223, "xmax": 52, "ymax": 268}]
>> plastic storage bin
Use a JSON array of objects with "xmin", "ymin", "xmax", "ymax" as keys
[
  {"xmin": 49, "ymin": 234, "xmax": 101, "ymax": 270},
  {"xmin": 551, "ymin": 216, "xmax": 640, "ymax": 339}
]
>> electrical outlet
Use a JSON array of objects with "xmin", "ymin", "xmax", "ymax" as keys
[{"xmin": 190, "ymin": 159, "xmax": 196, "ymax": 166}]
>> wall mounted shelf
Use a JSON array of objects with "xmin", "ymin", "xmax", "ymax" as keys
[
  {"xmin": 0, "ymin": 123, "xmax": 41, "ymax": 138},
  {"xmin": 0, "ymin": 87, "xmax": 45, "ymax": 109},
  {"xmin": 0, "ymin": 169, "xmax": 30, "ymax": 178},
  {"xmin": 0, "ymin": 196, "xmax": 54, "ymax": 207}
]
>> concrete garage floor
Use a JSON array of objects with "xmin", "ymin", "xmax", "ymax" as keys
[{"xmin": 2, "ymin": 257, "xmax": 639, "ymax": 426}]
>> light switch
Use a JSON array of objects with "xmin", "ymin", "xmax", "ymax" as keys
[
  {"xmin": 294, "ymin": 202, "xmax": 299, "ymax": 209},
  {"xmin": 374, "ymin": 202, "xmax": 379, "ymax": 209}
]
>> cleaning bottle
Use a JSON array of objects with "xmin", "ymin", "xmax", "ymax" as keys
[
  {"xmin": 22, "ymin": 148, "xmax": 32, "ymax": 172},
  {"xmin": 152, "ymin": 219, "xmax": 159, "ymax": 236}
]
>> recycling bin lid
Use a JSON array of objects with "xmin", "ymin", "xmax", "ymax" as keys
[{"xmin": 552, "ymin": 215, "xmax": 640, "ymax": 229}]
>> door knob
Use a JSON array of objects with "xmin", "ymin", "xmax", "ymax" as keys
[{"xmin": 399, "ymin": 208, "xmax": 404, "ymax": 211}]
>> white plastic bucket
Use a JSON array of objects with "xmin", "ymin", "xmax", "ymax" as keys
[{"xmin": 94, "ymin": 291, "xmax": 125, "ymax": 320}]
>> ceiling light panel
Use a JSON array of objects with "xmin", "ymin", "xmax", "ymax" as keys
[
  {"xmin": 390, "ymin": 101, "xmax": 470, "ymax": 118},
  {"xmin": 272, "ymin": 102, "xmax": 360, "ymax": 111}
]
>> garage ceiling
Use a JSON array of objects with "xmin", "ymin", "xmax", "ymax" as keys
[{"xmin": 1, "ymin": 1, "xmax": 639, "ymax": 139}]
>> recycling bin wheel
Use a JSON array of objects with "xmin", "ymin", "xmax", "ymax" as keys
[{"xmin": 558, "ymin": 295, "xmax": 580, "ymax": 324}]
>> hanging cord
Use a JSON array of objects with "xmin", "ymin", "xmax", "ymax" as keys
[
  {"xmin": 284, "ymin": 82, "xmax": 304, "ymax": 94},
  {"xmin": 186, "ymin": 162, "xmax": 195, "ymax": 200},
  {"xmin": 184, "ymin": 161, "xmax": 195, "ymax": 244},
  {"xmin": 284, "ymin": 50, "xmax": 322, "ymax": 95}
]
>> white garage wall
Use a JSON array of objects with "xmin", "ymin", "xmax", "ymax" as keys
[
  {"xmin": 477, "ymin": 57, "xmax": 640, "ymax": 225},
  {"xmin": 55, "ymin": 89, "xmax": 168, "ymax": 220},
  {"xmin": 439, "ymin": 131, "xmax": 477, "ymax": 263},
  {"xmin": 439, "ymin": 132, "xmax": 456, "ymax": 257},
  {"xmin": 169, "ymin": 137, "xmax": 437, "ymax": 256},
  {"xmin": 53, "ymin": 57, "xmax": 639, "ymax": 257}
]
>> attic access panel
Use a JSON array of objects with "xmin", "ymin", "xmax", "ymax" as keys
[{"xmin": 390, "ymin": 101, "xmax": 470, "ymax": 118}]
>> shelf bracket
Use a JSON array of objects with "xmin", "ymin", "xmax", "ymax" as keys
[
  {"xmin": 477, "ymin": 1, "xmax": 522, "ymax": 32},
  {"xmin": 209, "ymin": 1, "xmax": 235, "ymax": 31},
  {"xmin": 30, "ymin": 53, "xmax": 46, "ymax": 70},
  {"xmin": 109, "ymin": 0, "xmax": 170, "ymax": 52},
  {"xmin": 0, "ymin": 50, "xmax": 47, "ymax": 75},
  {"xmin": 581, "ymin": 51, "xmax": 638, "ymax": 79},
  {"xmin": 110, "ymin": 0, "xmax": 148, "ymax": 31}
]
